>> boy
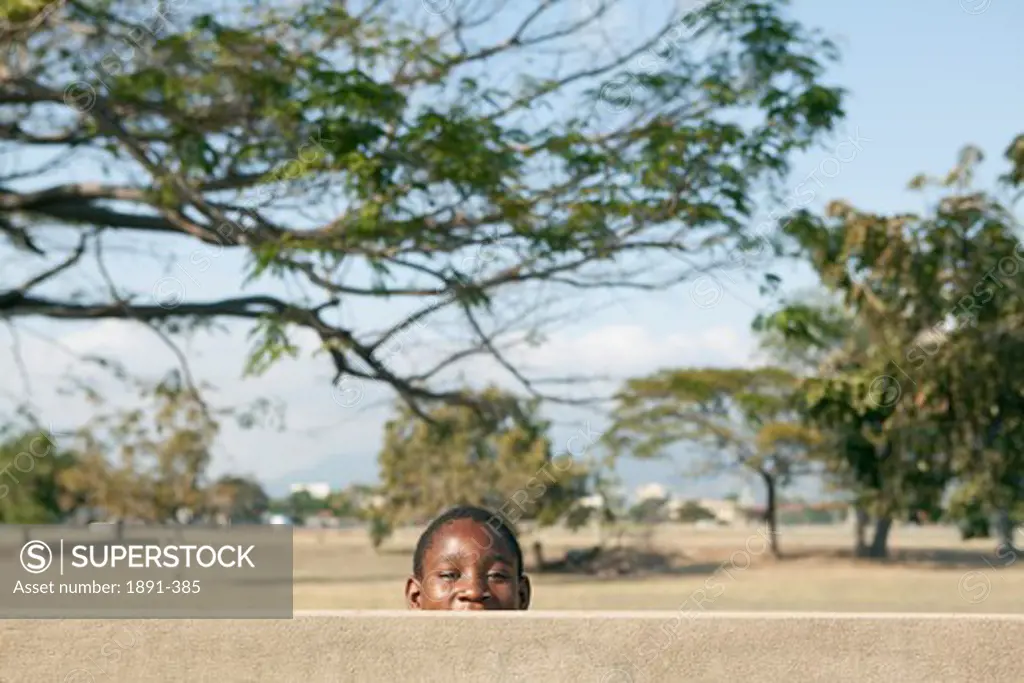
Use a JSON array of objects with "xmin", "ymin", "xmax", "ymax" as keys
[{"xmin": 405, "ymin": 505, "xmax": 531, "ymax": 610}]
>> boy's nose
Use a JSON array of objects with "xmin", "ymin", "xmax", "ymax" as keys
[{"xmin": 456, "ymin": 574, "xmax": 489, "ymax": 600}]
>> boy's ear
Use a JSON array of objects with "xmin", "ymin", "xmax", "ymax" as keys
[
  {"xmin": 405, "ymin": 576, "xmax": 424, "ymax": 609},
  {"xmin": 518, "ymin": 574, "xmax": 532, "ymax": 610}
]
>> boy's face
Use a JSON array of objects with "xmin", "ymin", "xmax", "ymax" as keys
[{"xmin": 405, "ymin": 519, "xmax": 531, "ymax": 611}]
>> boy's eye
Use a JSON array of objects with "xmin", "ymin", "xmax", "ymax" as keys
[
  {"xmin": 438, "ymin": 571, "xmax": 458, "ymax": 581},
  {"xmin": 488, "ymin": 571, "xmax": 509, "ymax": 581}
]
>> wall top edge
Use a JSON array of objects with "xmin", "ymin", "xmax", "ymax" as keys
[{"xmin": 291, "ymin": 610, "xmax": 1024, "ymax": 620}]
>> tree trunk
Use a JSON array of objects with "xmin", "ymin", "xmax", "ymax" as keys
[
  {"xmin": 854, "ymin": 506, "xmax": 870, "ymax": 557},
  {"xmin": 868, "ymin": 517, "xmax": 891, "ymax": 559},
  {"xmin": 994, "ymin": 508, "xmax": 1017, "ymax": 556},
  {"xmin": 759, "ymin": 470, "xmax": 781, "ymax": 558}
]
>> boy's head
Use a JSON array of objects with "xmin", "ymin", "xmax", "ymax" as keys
[{"xmin": 405, "ymin": 505, "xmax": 531, "ymax": 611}]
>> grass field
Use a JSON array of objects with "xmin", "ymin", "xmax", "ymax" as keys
[{"xmin": 293, "ymin": 523, "xmax": 1024, "ymax": 612}]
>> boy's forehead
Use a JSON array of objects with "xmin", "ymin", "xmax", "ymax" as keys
[{"xmin": 428, "ymin": 519, "xmax": 512, "ymax": 557}]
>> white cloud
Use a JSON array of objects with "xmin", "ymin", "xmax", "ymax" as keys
[
  {"xmin": 517, "ymin": 323, "xmax": 755, "ymax": 377},
  {"xmin": 59, "ymin": 319, "xmax": 145, "ymax": 355}
]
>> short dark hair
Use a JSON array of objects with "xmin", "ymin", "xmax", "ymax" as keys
[{"xmin": 412, "ymin": 505, "xmax": 523, "ymax": 579}]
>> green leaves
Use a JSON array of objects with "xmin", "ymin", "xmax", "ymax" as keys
[
  {"xmin": 0, "ymin": 429, "xmax": 75, "ymax": 524},
  {"xmin": 3, "ymin": 0, "xmax": 847, "ymax": 412},
  {"xmin": 244, "ymin": 318, "xmax": 299, "ymax": 378},
  {"xmin": 607, "ymin": 366, "xmax": 814, "ymax": 479},
  {"xmin": 376, "ymin": 387, "xmax": 587, "ymax": 529},
  {"xmin": 761, "ymin": 143, "xmax": 1024, "ymax": 523}
]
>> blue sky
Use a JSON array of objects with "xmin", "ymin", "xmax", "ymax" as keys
[{"xmin": 2, "ymin": 0, "xmax": 1022, "ymax": 500}]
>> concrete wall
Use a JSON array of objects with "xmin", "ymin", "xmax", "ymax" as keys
[{"xmin": 2, "ymin": 611, "xmax": 1021, "ymax": 682}]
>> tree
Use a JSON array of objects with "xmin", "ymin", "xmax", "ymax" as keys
[
  {"xmin": 206, "ymin": 475, "xmax": 269, "ymax": 523},
  {"xmin": 753, "ymin": 294, "xmax": 900, "ymax": 556},
  {"xmin": 628, "ymin": 497, "xmax": 669, "ymax": 524},
  {"xmin": 376, "ymin": 386, "xmax": 588, "ymax": 537},
  {"xmin": 285, "ymin": 489, "xmax": 328, "ymax": 520},
  {"xmin": 763, "ymin": 141, "xmax": 1024, "ymax": 557},
  {"xmin": 59, "ymin": 370, "xmax": 220, "ymax": 522},
  {"xmin": 674, "ymin": 500, "xmax": 718, "ymax": 523},
  {"xmin": 792, "ymin": 370, "xmax": 945, "ymax": 557},
  {"xmin": 606, "ymin": 366, "xmax": 820, "ymax": 557},
  {"xmin": 324, "ymin": 488, "xmax": 358, "ymax": 519},
  {"xmin": 754, "ymin": 289, "xmax": 861, "ymax": 377},
  {"xmin": 1, "ymin": 0, "xmax": 845, "ymax": 416},
  {"xmin": 0, "ymin": 424, "xmax": 79, "ymax": 523},
  {"xmin": 366, "ymin": 512, "xmax": 392, "ymax": 553}
]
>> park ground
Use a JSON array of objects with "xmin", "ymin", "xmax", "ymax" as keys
[{"xmin": 292, "ymin": 523, "xmax": 1024, "ymax": 612}]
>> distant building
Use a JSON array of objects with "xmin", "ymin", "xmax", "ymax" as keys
[
  {"xmin": 266, "ymin": 513, "xmax": 292, "ymax": 525},
  {"xmin": 635, "ymin": 483, "xmax": 669, "ymax": 503},
  {"xmin": 290, "ymin": 482, "xmax": 331, "ymax": 499},
  {"xmin": 364, "ymin": 494, "xmax": 386, "ymax": 511}
]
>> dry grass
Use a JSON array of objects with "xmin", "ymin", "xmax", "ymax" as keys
[{"xmin": 293, "ymin": 523, "xmax": 1024, "ymax": 612}]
